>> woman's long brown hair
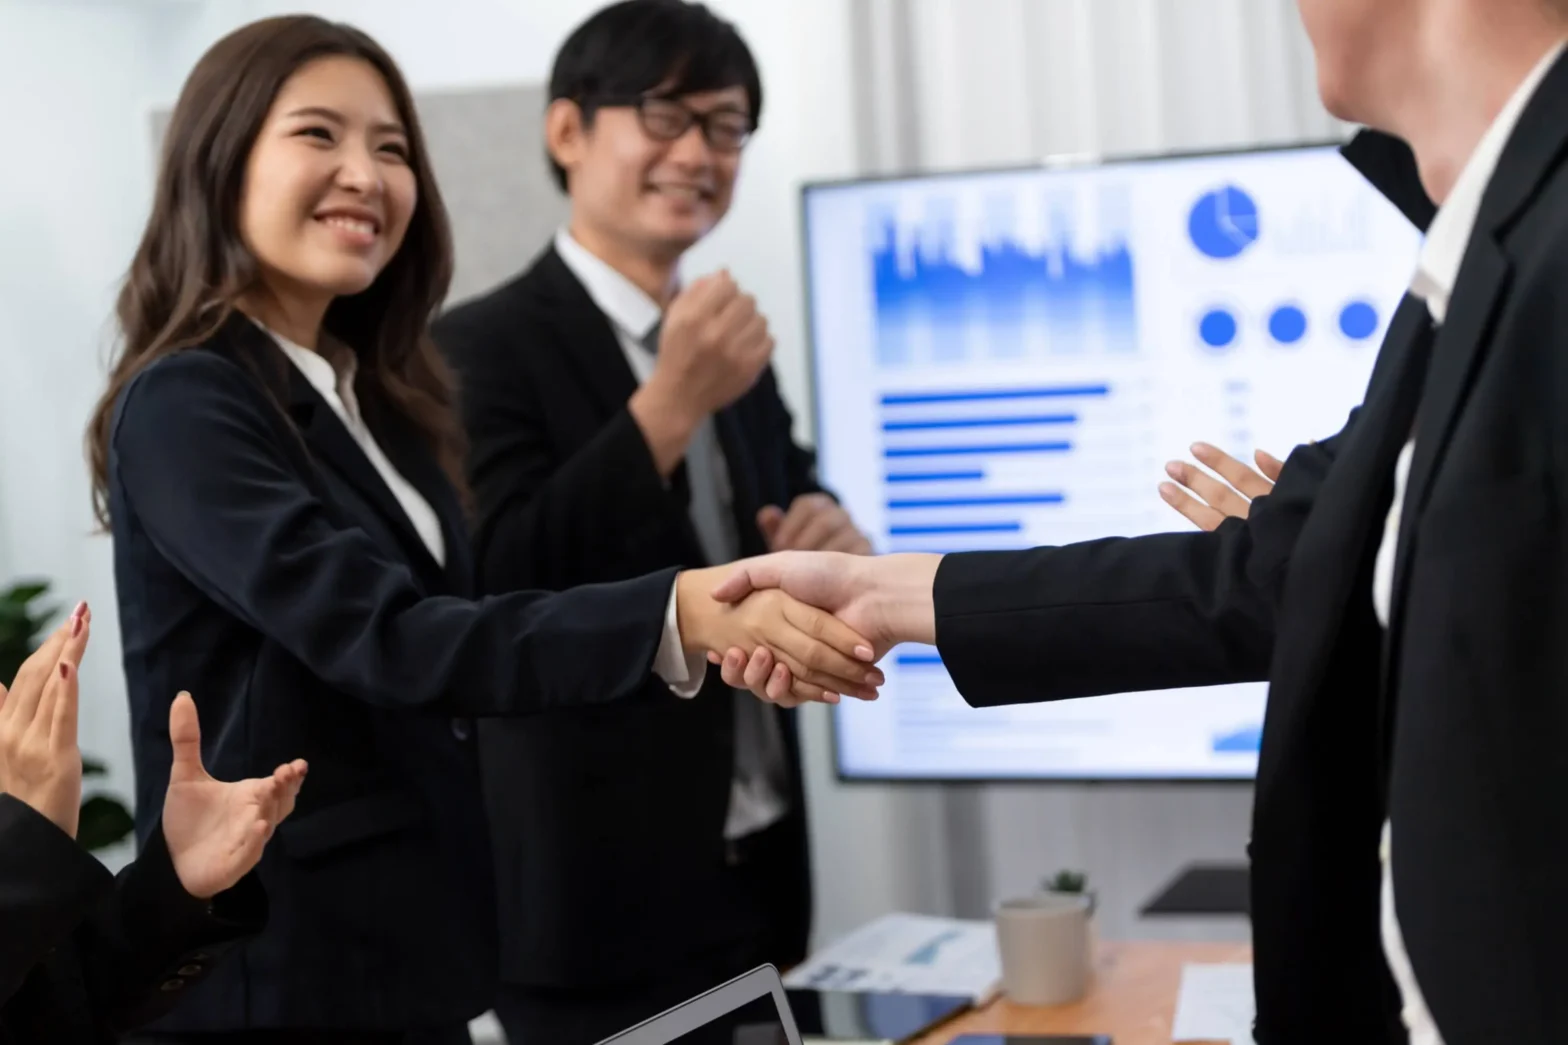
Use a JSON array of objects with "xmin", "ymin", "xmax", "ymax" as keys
[{"xmin": 87, "ymin": 15, "xmax": 465, "ymax": 526}]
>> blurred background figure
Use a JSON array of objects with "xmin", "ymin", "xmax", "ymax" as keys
[{"xmin": 437, "ymin": 3, "xmax": 868, "ymax": 1042}]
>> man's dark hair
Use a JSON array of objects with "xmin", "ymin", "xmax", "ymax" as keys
[{"xmin": 546, "ymin": 0, "xmax": 763, "ymax": 192}]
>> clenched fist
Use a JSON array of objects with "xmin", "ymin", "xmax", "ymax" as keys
[{"xmin": 630, "ymin": 271, "xmax": 775, "ymax": 475}]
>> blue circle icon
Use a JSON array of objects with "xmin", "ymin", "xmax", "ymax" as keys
[
  {"xmin": 1188, "ymin": 186, "xmax": 1259, "ymax": 259},
  {"xmin": 1268, "ymin": 305, "xmax": 1307, "ymax": 345},
  {"xmin": 1339, "ymin": 300, "xmax": 1379, "ymax": 340},
  {"xmin": 1199, "ymin": 308, "xmax": 1238, "ymax": 350}
]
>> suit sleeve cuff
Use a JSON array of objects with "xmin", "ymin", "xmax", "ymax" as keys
[
  {"xmin": 116, "ymin": 824, "xmax": 267, "ymax": 980},
  {"xmin": 654, "ymin": 579, "xmax": 706, "ymax": 699},
  {"xmin": 0, "ymin": 793, "xmax": 113, "ymax": 955}
]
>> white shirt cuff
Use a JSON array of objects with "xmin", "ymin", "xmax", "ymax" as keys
[{"xmin": 654, "ymin": 579, "xmax": 706, "ymax": 699}]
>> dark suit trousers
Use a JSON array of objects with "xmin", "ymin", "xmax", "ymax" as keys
[{"xmin": 493, "ymin": 819, "xmax": 798, "ymax": 1045}]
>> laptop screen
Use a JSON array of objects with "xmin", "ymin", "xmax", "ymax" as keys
[
  {"xmin": 595, "ymin": 966, "xmax": 802, "ymax": 1045},
  {"xmin": 664, "ymin": 994, "xmax": 790, "ymax": 1045}
]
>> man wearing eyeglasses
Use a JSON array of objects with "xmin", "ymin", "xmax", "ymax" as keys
[{"xmin": 434, "ymin": 2, "xmax": 868, "ymax": 1043}]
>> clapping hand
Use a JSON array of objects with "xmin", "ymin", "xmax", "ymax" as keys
[
  {"xmin": 1158, "ymin": 443, "xmax": 1284, "ymax": 531},
  {"xmin": 756, "ymin": 494, "xmax": 872, "ymax": 555},
  {"xmin": 0, "ymin": 599, "xmax": 307, "ymax": 898},
  {"xmin": 0, "ymin": 602, "xmax": 91, "ymax": 836},
  {"xmin": 162, "ymin": 691, "xmax": 307, "ymax": 900}
]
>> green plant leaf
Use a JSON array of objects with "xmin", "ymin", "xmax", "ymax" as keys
[
  {"xmin": 1, "ymin": 581, "xmax": 51, "ymax": 606},
  {"xmin": 78, "ymin": 795, "xmax": 136, "ymax": 853},
  {"xmin": 0, "ymin": 578, "xmax": 58, "ymax": 683},
  {"xmin": 1046, "ymin": 869, "xmax": 1088, "ymax": 893}
]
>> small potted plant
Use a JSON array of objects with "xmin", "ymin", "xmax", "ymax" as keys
[
  {"xmin": 0, "ymin": 580, "xmax": 135, "ymax": 853},
  {"xmin": 1042, "ymin": 868, "xmax": 1096, "ymax": 918}
]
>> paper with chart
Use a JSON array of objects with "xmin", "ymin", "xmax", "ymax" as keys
[
  {"xmin": 782, "ymin": 913, "xmax": 1001, "ymax": 1002},
  {"xmin": 1171, "ymin": 963, "xmax": 1256, "ymax": 1044}
]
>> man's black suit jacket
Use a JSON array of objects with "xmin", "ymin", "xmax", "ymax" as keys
[
  {"xmin": 436, "ymin": 246, "xmax": 815, "ymax": 988},
  {"xmin": 933, "ymin": 93, "xmax": 1568, "ymax": 1044},
  {"xmin": 0, "ymin": 795, "xmax": 263, "ymax": 1044}
]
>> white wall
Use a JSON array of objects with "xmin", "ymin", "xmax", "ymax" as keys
[{"xmin": 0, "ymin": 1, "xmax": 193, "ymax": 866}]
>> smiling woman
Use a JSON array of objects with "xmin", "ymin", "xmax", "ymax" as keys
[
  {"xmin": 77, "ymin": 14, "xmax": 880, "ymax": 1045},
  {"xmin": 87, "ymin": 17, "xmax": 464, "ymax": 512}
]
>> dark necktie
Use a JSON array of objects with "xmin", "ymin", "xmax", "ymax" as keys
[{"xmin": 636, "ymin": 323, "xmax": 790, "ymax": 835}]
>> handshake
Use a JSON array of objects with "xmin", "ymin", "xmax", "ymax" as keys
[
  {"xmin": 674, "ymin": 551, "xmax": 942, "ymax": 709},
  {"xmin": 673, "ymin": 440, "xmax": 1283, "ymax": 708}
]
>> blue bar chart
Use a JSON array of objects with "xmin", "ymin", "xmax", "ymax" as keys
[
  {"xmin": 871, "ymin": 188, "xmax": 1138, "ymax": 368},
  {"xmin": 878, "ymin": 382, "xmax": 1115, "ymax": 553}
]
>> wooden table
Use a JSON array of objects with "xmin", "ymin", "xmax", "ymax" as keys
[{"xmin": 909, "ymin": 941, "xmax": 1252, "ymax": 1045}]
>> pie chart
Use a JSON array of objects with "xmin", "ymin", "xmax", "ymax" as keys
[{"xmin": 1189, "ymin": 185, "xmax": 1259, "ymax": 259}]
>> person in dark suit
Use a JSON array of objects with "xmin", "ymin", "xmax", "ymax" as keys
[
  {"xmin": 2, "ymin": 603, "xmax": 305, "ymax": 1045},
  {"xmin": 84, "ymin": 16, "xmax": 880, "ymax": 1045},
  {"xmin": 708, "ymin": 4, "xmax": 1568, "ymax": 1038},
  {"xmin": 434, "ymin": 4, "xmax": 869, "ymax": 1042}
]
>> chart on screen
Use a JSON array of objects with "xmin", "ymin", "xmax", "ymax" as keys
[{"xmin": 802, "ymin": 144, "xmax": 1422, "ymax": 780}]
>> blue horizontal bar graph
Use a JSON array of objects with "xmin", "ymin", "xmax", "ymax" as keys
[
  {"xmin": 885, "ymin": 470, "xmax": 985, "ymax": 483},
  {"xmin": 888, "ymin": 494, "xmax": 1065, "ymax": 509},
  {"xmin": 896, "ymin": 653, "xmax": 946, "ymax": 667},
  {"xmin": 883, "ymin": 414, "xmax": 1077, "ymax": 432},
  {"xmin": 881, "ymin": 385, "xmax": 1109, "ymax": 406},
  {"xmin": 885, "ymin": 442, "xmax": 1073, "ymax": 458},
  {"xmin": 889, "ymin": 522, "xmax": 1023, "ymax": 536}
]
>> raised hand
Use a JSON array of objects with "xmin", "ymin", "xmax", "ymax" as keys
[
  {"xmin": 757, "ymin": 493, "xmax": 872, "ymax": 554},
  {"xmin": 0, "ymin": 601, "xmax": 90, "ymax": 836},
  {"xmin": 1158, "ymin": 443, "xmax": 1284, "ymax": 531},
  {"xmin": 675, "ymin": 566, "xmax": 883, "ymax": 707},
  {"xmin": 162, "ymin": 691, "xmax": 307, "ymax": 900},
  {"xmin": 628, "ymin": 271, "xmax": 775, "ymax": 476}
]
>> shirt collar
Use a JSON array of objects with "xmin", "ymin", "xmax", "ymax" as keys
[
  {"xmin": 1413, "ymin": 39, "xmax": 1567, "ymax": 320},
  {"xmin": 254, "ymin": 318, "xmax": 358, "ymax": 410},
  {"xmin": 553, "ymin": 227, "xmax": 665, "ymax": 343}
]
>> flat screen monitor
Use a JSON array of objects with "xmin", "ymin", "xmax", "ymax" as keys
[{"xmin": 801, "ymin": 143, "xmax": 1423, "ymax": 781}]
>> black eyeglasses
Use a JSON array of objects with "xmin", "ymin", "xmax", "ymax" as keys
[{"xmin": 592, "ymin": 95, "xmax": 755, "ymax": 153}]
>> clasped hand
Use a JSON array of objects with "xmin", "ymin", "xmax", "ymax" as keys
[
  {"xmin": 678, "ymin": 565, "xmax": 885, "ymax": 707},
  {"xmin": 681, "ymin": 552, "xmax": 941, "ymax": 705},
  {"xmin": 0, "ymin": 603, "xmax": 307, "ymax": 900},
  {"xmin": 685, "ymin": 443, "xmax": 1290, "ymax": 701}
]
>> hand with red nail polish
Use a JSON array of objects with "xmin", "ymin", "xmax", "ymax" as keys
[{"xmin": 0, "ymin": 602, "xmax": 92, "ymax": 837}]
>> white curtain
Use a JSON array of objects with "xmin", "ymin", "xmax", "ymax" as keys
[
  {"xmin": 853, "ymin": 0, "xmax": 1338, "ymax": 175},
  {"xmin": 814, "ymin": 0, "xmax": 1341, "ymax": 945}
]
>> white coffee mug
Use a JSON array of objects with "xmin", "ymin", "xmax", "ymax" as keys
[{"xmin": 994, "ymin": 893, "xmax": 1092, "ymax": 1006}]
